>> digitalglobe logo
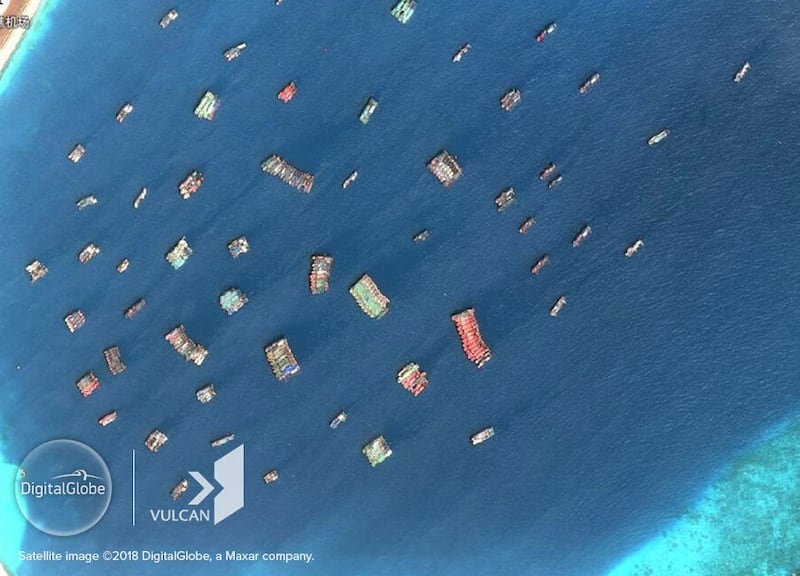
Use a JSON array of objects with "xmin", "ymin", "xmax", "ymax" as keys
[{"xmin": 15, "ymin": 439, "xmax": 112, "ymax": 536}]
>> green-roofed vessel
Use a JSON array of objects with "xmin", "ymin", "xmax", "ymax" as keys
[{"xmin": 349, "ymin": 274, "xmax": 389, "ymax": 318}]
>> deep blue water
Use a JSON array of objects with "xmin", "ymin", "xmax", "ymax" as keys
[{"xmin": 1, "ymin": 1, "xmax": 800, "ymax": 575}]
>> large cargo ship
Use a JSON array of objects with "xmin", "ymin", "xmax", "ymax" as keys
[
  {"xmin": 452, "ymin": 43, "xmax": 471, "ymax": 62},
  {"xmin": 76, "ymin": 372, "xmax": 100, "ymax": 397},
  {"xmin": 362, "ymin": 435, "xmax": 392, "ymax": 466},
  {"xmin": 228, "ymin": 236, "xmax": 250, "ymax": 258},
  {"xmin": 117, "ymin": 258, "xmax": 129, "ymax": 273},
  {"xmin": 159, "ymin": 9, "xmax": 178, "ymax": 28},
  {"xmin": 531, "ymin": 254, "xmax": 550, "ymax": 275},
  {"xmin": 145, "ymin": 429, "xmax": 168, "ymax": 453},
  {"xmin": 471, "ymin": 426, "xmax": 494, "ymax": 445},
  {"xmin": 194, "ymin": 91, "xmax": 220, "ymax": 120},
  {"xmin": 265, "ymin": 338, "xmax": 300, "ymax": 381},
  {"xmin": 98, "ymin": 410, "xmax": 117, "ymax": 427},
  {"xmin": 124, "ymin": 298, "xmax": 145, "ymax": 319},
  {"xmin": 518, "ymin": 217, "xmax": 536, "ymax": 235},
  {"xmin": 309, "ymin": 255, "xmax": 333, "ymax": 294},
  {"xmin": 165, "ymin": 325, "xmax": 208, "ymax": 366},
  {"xmin": 397, "ymin": 362, "xmax": 428, "ymax": 396},
  {"xmin": 500, "ymin": 88, "xmax": 522, "ymax": 111},
  {"xmin": 170, "ymin": 479, "xmax": 189, "ymax": 500},
  {"xmin": 78, "ymin": 243, "xmax": 100, "ymax": 264},
  {"xmin": 263, "ymin": 470, "xmax": 279, "ymax": 484},
  {"xmin": 428, "ymin": 150, "xmax": 463, "ymax": 187},
  {"xmin": 103, "ymin": 346, "xmax": 126, "ymax": 375},
  {"xmin": 451, "ymin": 308, "xmax": 491, "ymax": 368},
  {"xmin": 178, "ymin": 170, "xmax": 204, "ymax": 199},
  {"xmin": 539, "ymin": 162, "xmax": 557, "ymax": 181},
  {"xmin": 261, "ymin": 155, "xmax": 314, "ymax": 193},
  {"xmin": 219, "ymin": 288, "xmax": 248, "ymax": 315},
  {"xmin": 165, "ymin": 237, "xmax": 193, "ymax": 269},
  {"xmin": 547, "ymin": 174, "xmax": 563, "ymax": 190},
  {"xmin": 277, "ymin": 82, "xmax": 297, "ymax": 103},
  {"xmin": 734, "ymin": 62, "xmax": 751, "ymax": 83},
  {"xmin": 625, "ymin": 239, "xmax": 644, "ymax": 257},
  {"xmin": 536, "ymin": 22, "xmax": 557, "ymax": 43},
  {"xmin": 495, "ymin": 187, "xmax": 516, "ymax": 212},
  {"xmin": 133, "ymin": 187, "xmax": 147, "ymax": 208},
  {"xmin": 342, "ymin": 170, "xmax": 358, "ymax": 189},
  {"xmin": 579, "ymin": 72, "xmax": 601, "ymax": 94},
  {"xmin": 196, "ymin": 384, "xmax": 216, "ymax": 403},
  {"xmin": 329, "ymin": 411, "xmax": 347, "ymax": 429},
  {"xmin": 25, "ymin": 260, "xmax": 48, "ymax": 283},
  {"xmin": 349, "ymin": 274, "xmax": 389, "ymax": 318},
  {"xmin": 647, "ymin": 129, "xmax": 670, "ymax": 146},
  {"xmin": 211, "ymin": 433, "xmax": 235, "ymax": 448},
  {"xmin": 572, "ymin": 225, "xmax": 592, "ymax": 248},
  {"xmin": 116, "ymin": 103, "xmax": 134, "ymax": 123},
  {"xmin": 390, "ymin": 0, "xmax": 416, "ymax": 24},
  {"xmin": 224, "ymin": 42, "xmax": 247, "ymax": 61},
  {"xmin": 67, "ymin": 144, "xmax": 85, "ymax": 163},
  {"xmin": 64, "ymin": 310, "xmax": 86, "ymax": 333},
  {"xmin": 76, "ymin": 195, "xmax": 97, "ymax": 210},
  {"xmin": 359, "ymin": 97, "xmax": 378, "ymax": 124},
  {"xmin": 550, "ymin": 295, "xmax": 567, "ymax": 317}
]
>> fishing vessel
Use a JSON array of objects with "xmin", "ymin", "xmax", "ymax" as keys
[
  {"xmin": 572, "ymin": 225, "xmax": 592, "ymax": 247},
  {"xmin": 363, "ymin": 436, "xmax": 392, "ymax": 466},
  {"xmin": 536, "ymin": 22, "xmax": 557, "ymax": 43},
  {"xmin": 78, "ymin": 243, "xmax": 100, "ymax": 264},
  {"xmin": 98, "ymin": 410, "xmax": 117, "ymax": 427},
  {"xmin": 359, "ymin": 97, "xmax": 378, "ymax": 124},
  {"xmin": 219, "ymin": 288, "xmax": 248, "ymax": 315},
  {"xmin": 224, "ymin": 42, "xmax": 247, "ymax": 61},
  {"xmin": 500, "ymin": 88, "xmax": 522, "ymax": 111},
  {"xmin": 124, "ymin": 298, "xmax": 145, "ymax": 319},
  {"xmin": 133, "ymin": 187, "xmax": 147, "ymax": 208},
  {"xmin": 263, "ymin": 470, "xmax": 279, "ymax": 484},
  {"xmin": 451, "ymin": 308, "xmax": 491, "ymax": 368},
  {"xmin": 178, "ymin": 170, "xmax": 204, "ymax": 199},
  {"xmin": 170, "ymin": 479, "xmax": 189, "ymax": 500},
  {"xmin": 145, "ymin": 429, "xmax": 168, "ymax": 453},
  {"xmin": 428, "ymin": 150, "xmax": 463, "ymax": 187},
  {"xmin": 579, "ymin": 72, "xmax": 601, "ymax": 94},
  {"xmin": 471, "ymin": 426, "xmax": 494, "ymax": 445},
  {"xmin": 261, "ymin": 155, "xmax": 315, "ymax": 193},
  {"xmin": 625, "ymin": 239, "xmax": 644, "ymax": 257},
  {"xmin": 76, "ymin": 372, "xmax": 100, "ymax": 398},
  {"xmin": 531, "ymin": 255, "xmax": 550, "ymax": 275},
  {"xmin": 228, "ymin": 236, "xmax": 250, "ymax": 258},
  {"xmin": 277, "ymin": 82, "xmax": 297, "ymax": 103},
  {"xmin": 734, "ymin": 62, "xmax": 751, "ymax": 83},
  {"xmin": 196, "ymin": 384, "xmax": 216, "ymax": 403},
  {"xmin": 329, "ymin": 411, "xmax": 347, "ymax": 429},
  {"xmin": 539, "ymin": 162, "xmax": 557, "ymax": 180},
  {"xmin": 165, "ymin": 237, "xmax": 192, "ymax": 269},
  {"xmin": 397, "ymin": 362, "xmax": 428, "ymax": 396},
  {"xmin": 159, "ymin": 9, "xmax": 178, "ymax": 28},
  {"xmin": 550, "ymin": 296, "xmax": 567, "ymax": 317},
  {"xmin": 117, "ymin": 258, "xmax": 129, "ymax": 273},
  {"xmin": 342, "ymin": 170, "xmax": 358, "ymax": 189},
  {"xmin": 194, "ymin": 91, "xmax": 220, "ymax": 120},
  {"xmin": 518, "ymin": 217, "xmax": 536, "ymax": 235},
  {"xmin": 452, "ymin": 43, "xmax": 471, "ymax": 62},
  {"xmin": 309, "ymin": 255, "xmax": 334, "ymax": 294},
  {"xmin": 103, "ymin": 346, "xmax": 126, "ymax": 375},
  {"xmin": 76, "ymin": 195, "xmax": 97, "ymax": 210},
  {"xmin": 495, "ymin": 187, "xmax": 516, "ymax": 212},
  {"xmin": 647, "ymin": 129, "xmax": 670, "ymax": 146},
  {"xmin": 413, "ymin": 229, "xmax": 430, "ymax": 243},
  {"xmin": 211, "ymin": 433, "xmax": 235, "ymax": 448},
  {"xmin": 390, "ymin": 0, "xmax": 416, "ymax": 23},
  {"xmin": 64, "ymin": 310, "xmax": 86, "ymax": 333},
  {"xmin": 25, "ymin": 260, "xmax": 48, "ymax": 283},
  {"xmin": 165, "ymin": 325, "xmax": 208, "ymax": 366},
  {"xmin": 265, "ymin": 338, "xmax": 300, "ymax": 381},
  {"xmin": 547, "ymin": 175, "xmax": 563, "ymax": 190},
  {"xmin": 116, "ymin": 102, "xmax": 134, "ymax": 123},
  {"xmin": 67, "ymin": 144, "xmax": 85, "ymax": 163},
  {"xmin": 349, "ymin": 274, "xmax": 390, "ymax": 318}
]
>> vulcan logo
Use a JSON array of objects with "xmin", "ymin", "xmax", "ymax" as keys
[{"xmin": 150, "ymin": 445, "xmax": 244, "ymax": 525}]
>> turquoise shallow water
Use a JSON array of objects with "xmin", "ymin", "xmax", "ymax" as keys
[{"xmin": 1, "ymin": 0, "xmax": 800, "ymax": 575}]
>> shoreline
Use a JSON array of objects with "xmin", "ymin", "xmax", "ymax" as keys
[{"xmin": 0, "ymin": 0, "xmax": 46, "ymax": 79}]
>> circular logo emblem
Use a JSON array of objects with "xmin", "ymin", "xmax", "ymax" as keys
[{"xmin": 14, "ymin": 439, "xmax": 112, "ymax": 536}]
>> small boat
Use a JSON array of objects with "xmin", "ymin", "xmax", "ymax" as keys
[
  {"xmin": 329, "ymin": 411, "xmax": 347, "ymax": 429},
  {"xmin": 518, "ymin": 217, "xmax": 536, "ymax": 235},
  {"xmin": 550, "ymin": 296, "xmax": 567, "ymax": 317},
  {"xmin": 116, "ymin": 103, "xmax": 134, "ymax": 123},
  {"xmin": 572, "ymin": 225, "xmax": 592, "ymax": 248},
  {"xmin": 170, "ymin": 479, "xmax": 189, "ymax": 501},
  {"xmin": 547, "ymin": 174, "xmax": 563, "ymax": 190},
  {"xmin": 536, "ymin": 22, "xmax": 557, "ymax": 43},
  {"xmin": 359, "ymin": 97, "xmax": 379, "ymax": 124},
  {"xmin": 470, "ymin": 426, "xmax": 494, "ymax": 445},
  {"xmin": 277, "ymin": 82, "xmax": 297, "ymax": 103},
  {"xmin": 531, "ymin": 255, "xmax": 550, "ymax": 275},
  {"xmin": 413, "ymin": 229, "xmax": 430, "ymax": 243},
  {"xmin": 263, "ymin": 470, "xmax": 279, "ymax": 484},
  {"xmin": 196, "ymin": 384, "xmax": 216, "ymax": 403},
  {"xmin": 134, "ymin": 187, "xmax": 147, "ymax": 208},
  {"xmin": 494, "ymin": 187, "xmax": 516, "ymax": 212},
  {"xmin": 97, "ymin": 410, "xmax": 117, "ymax": 427},
  {"xmin": 500, "ymin": 89, "xmax": 522, "ymax": 111},
  {"xmin": 625, "ymin": 239, "xmax": 644, "ymax": 257},
  {"xmin": 159, "ymin": 9, "xmax": 178, "ymax": 28},
  {"xmin": 67, "ymin": 144, "xmax": 85, "ymax": 163},
  {"xmin": 733, "ymin": 62, "xmax": 751, "ymax": 83},
  {"xmin": 76, "ymin": 195, "xmax": 97, "ymax": 210},
  {"xmin": 117, "ymin": 258, "xmax": 129, "ymax": 273},
  {"xmin": 224, "ymin": 42, "xmax": 247, "ymax": 61},
  {"xmin": 452, "ymin": 43, "xmax": 471, "ymax": 63},
  {"xmin": 78, "ymin": 243, "xmax": 100, "ymax": 264},
  {"xmin": 538, "ymin": 162, "xmax": 557, "ymax": 181},
  {"xmin": 579, "ymin": 72, "xmax": 601, "ymax": 94},
  {"xmin": 647, "ymin": 129, "xmax": 670, "ymax": 146},
  {"xmin": 210, "ymin": 433, "xmax": 235, "ymax": 448},
  {"xmin": 342, "ymin": 170, "xmax": 358, "ymax": 189}
]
